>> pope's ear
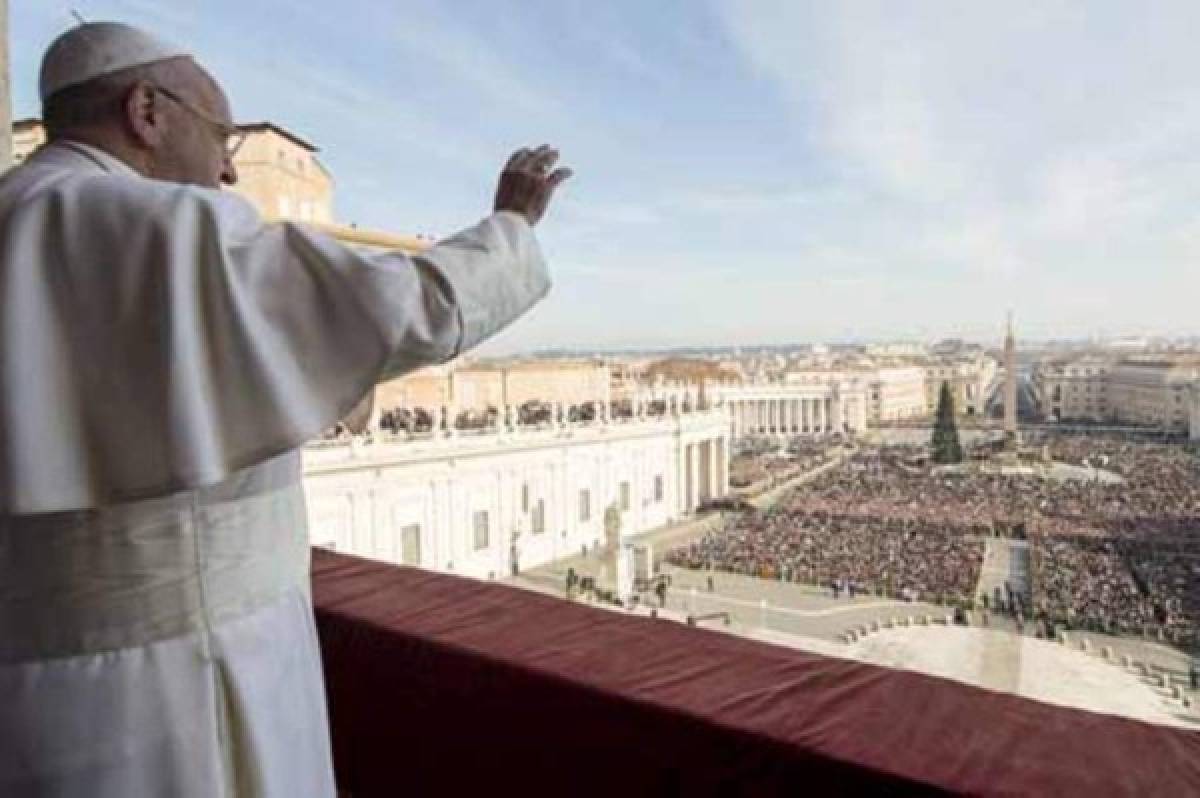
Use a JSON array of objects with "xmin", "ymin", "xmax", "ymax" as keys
[{"xmin": 123, "ymin": 81, "xmax": 168, "ymax": 149}]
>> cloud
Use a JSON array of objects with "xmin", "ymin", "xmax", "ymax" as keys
[
  {"xmin": 111, "ymin": 0, "xmax": 203, "ymax": 32},
  {"xmin": 386, "ymin": 8, "xmax": 559, "ymax": 118},
  {"xmin": 259, "ymin": 60, "xmax": 496, "ymax": 171},
  {"xmin": 709, "ymin": 0, "xmax": 1200, "ymax": 335}
]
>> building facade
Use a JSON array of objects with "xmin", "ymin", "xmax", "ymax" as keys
[
  {"xmin": 11, "ymin": 117, "xmax": 44, "ymax": 164},
  {"xmin": 922, "ymin": 355, "xmax": 998, "ymax": 417},
  {"xmin": 864, "ymin": 342, "xmax": 928, "ymax": 358},
  {"xmin": 375, "ymin": 359, "xmax": 613, "ymax": 417},
  {"xmin": 1106, "ymin": 359, "xmax": 1197, "ymax": 432},
  {"xmin": 229, "ymin": 122, "xmax": 333, "ymax": 223},
  {"xmin": 867, "ymin": 366, "xmax": 928, "ymax": 423},
  {"xmin": 1033, "ymin": 355, "xmax": 1198, "ymax": 432},
  {"xmin": 1031, "ymin": 355, "xmax": 1113, "ymax": 422},
  {"xmin": 303, "ymin": 408, "xmax": 730, "ymax": 580}
]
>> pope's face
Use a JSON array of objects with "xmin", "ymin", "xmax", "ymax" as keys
[{"xmin": 154, "ymin": 64, "xmax": 239, "ymax": 189}]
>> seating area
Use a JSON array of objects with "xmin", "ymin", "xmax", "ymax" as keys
[{"xmin": 312, "ymin": 549, "xmax": 1200, "ymax": 796}]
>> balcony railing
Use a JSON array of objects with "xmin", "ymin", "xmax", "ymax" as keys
[
  {"xmin": 304, "ymin": 407, "xmax": 730, "ymax": 469},
  {"xmin": 312, "ymin": 549, "xmax": 1200, "ymax": 797}
]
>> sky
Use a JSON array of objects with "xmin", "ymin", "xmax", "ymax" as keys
[{"xmin": 11, "ymin": 2, "xmax": 1200, "ymax": 353}]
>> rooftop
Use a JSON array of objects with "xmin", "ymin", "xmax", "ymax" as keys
[{"xmin": 235, "ymin": 121, "xmax": 320, "ymax": 152}]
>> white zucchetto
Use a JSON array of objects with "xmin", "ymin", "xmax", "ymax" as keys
[{"xmin": 39, "ymin": 21, "xmax": 190, "ymax": 102}]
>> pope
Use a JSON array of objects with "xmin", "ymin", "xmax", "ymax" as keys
[{"xmin": 0, "ymin": 20, "xmax": 570, "ymax": 798}]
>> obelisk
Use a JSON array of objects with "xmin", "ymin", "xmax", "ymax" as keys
[{"xmin": 1003, "ymin": 312, "xmax": 1019, "ymax": 450}]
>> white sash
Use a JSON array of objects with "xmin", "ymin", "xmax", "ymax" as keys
[{"xmin": 0, "ymin": 453, "xmax": 335, "ymax": 797}]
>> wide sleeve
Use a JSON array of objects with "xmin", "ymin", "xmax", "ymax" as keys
[{"xmin": 0, "ymin": 174, "xmax": 550, "ymax": 512}]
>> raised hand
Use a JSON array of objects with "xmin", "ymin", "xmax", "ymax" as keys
[{"xmin": 493, "ymin": 144, "xmax": 573, "ymax": 226}]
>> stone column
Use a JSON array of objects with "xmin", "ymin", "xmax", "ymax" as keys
[
  {"xmin": 711, "ymin": 438, "xmax": 721, "ymax": 499},
  {"xmin": 690, "ymin": 442, "xmax": 701, "ymax": 510},
  {"xmin": 718, "ymin": 437, "xmax": 728, "ymax": 497},
  {"xmin": 802, "ymin": 399, "xmax": 810, "ymax": 434},
  {"xmin": 676, "ymin": 437, "xmax": 686, "ymax": 518},
  {"xmin": 708, "ymin": 438, "xmax": 719, "ymax": 501},
  {"xmin": 814, "ymin": 398, "xmax": 823, "ymax": 433}
]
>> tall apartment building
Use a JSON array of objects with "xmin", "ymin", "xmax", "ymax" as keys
[
  {"xmin": 1033, "ymin": 354, "xmax": 1198, "ymax": 433},
  {"xmin": 1107, "ymin": 359, "xmax": 1197, "ymax": 432},
  {"xmin": 1031, "ymin": 355, "xmax": 1113, "ymax": 422}
]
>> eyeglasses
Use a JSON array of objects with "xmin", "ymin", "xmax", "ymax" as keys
[{"xmin": 153, "ymin": 85, "xmax": 247, "ymax": 159}]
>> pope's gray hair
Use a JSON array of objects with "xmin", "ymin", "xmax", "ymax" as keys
[{"xmin": 42, "ymin": 57, "xmax": 192, "ymax": 139}]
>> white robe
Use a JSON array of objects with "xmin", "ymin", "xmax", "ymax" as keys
[{"xmin": 0, "ymin": 141, "xmax": 551, "ymax": 796}]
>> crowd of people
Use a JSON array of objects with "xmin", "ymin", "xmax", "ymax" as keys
[
  {"xmin": 1026, "ymin": 435, "xmax": 1200, "ymax": 643},
  {"xmin": 667, "ymin": 433, "xmax": 1200, "ymax": 646},
  {"xmin": 1032, "ymin": 537, "xmax": 1153, "ymax": 635},
  {"xmin": 358, "ymin": 398, "xmax": 687, "ymax": 438},
  {"xmin": 729, "ymin": 445, "xmax": 834, "ymax": 490},
  {"xmin": 667, "ymin": 509, "xmax": 984, "ymax": 604}
]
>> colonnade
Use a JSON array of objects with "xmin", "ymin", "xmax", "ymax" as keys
[
  {"xmin": 679, "ymin": 436, "xmax": 728, "ymax": 513},
  {"xmin": 727, "ymin": 396, "xmax": 845, "ymax": 439}
]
